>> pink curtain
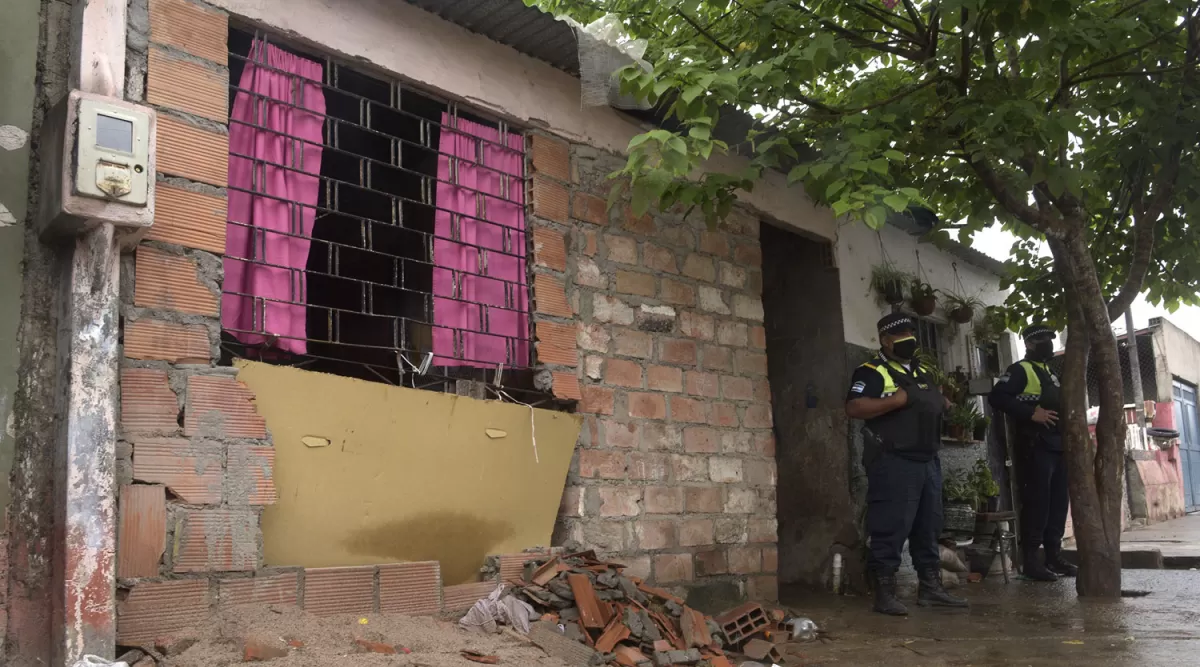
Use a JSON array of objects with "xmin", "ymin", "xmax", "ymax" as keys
[
  {"xmin": 432, "ymin": 114, "xmax": 528, "ymax": 368},
  {"xmin": 223, "ymin": 40, "xmax": 325, "ymax": 355}
]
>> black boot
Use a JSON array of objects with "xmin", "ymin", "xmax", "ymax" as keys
[
  {"xmin": 1022, "ymin": 551, "xmax": 1059, "ymax": 582},
  {"xmin": 917, "ymin": 568, "xmax": 969, "ymax": 608},
  {"xmin": 1045, "ymin": 551, "xmax": 1078, "ymax": 577},
  {"xmin": 871, "ymin": 571, "xmax": 909, "ymax": 616}
]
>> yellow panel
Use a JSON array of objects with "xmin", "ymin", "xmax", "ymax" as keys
[{"xmin": 235, "ymin": 361, "xmax": 581, "ymax": 585}]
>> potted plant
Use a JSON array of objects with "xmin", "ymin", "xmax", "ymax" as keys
[
  {"xmin": 944, "ymin": 402, "xmax": 982, "ymax": 441},
  {"xmin": 870, "ymin": 264, "xmax": 911, "ymax": 305},
  {"xmin": 973, "ymin": 413, "xmax": 991, "ymax": 442},
  {"xmin": 968, "ymin": 458, "xmax": 1001, "ymax": 512},
  {"xmin": 942, "ymin": 472, "xmax": 977, "ymax": 532},
  {"xmin": 944, "ymin": 291, "xmax": 984, "ymax": 324},
  {"xmin": 972, "ymin": 305, "xmax": 1008, "ymax": 344},
  {"xmin": 910, "ymin": 279, "xmax": 937, "ymax": 316}
]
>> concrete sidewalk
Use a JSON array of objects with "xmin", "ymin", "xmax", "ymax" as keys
[{"xmin": 1117, "ymin": 513, "xmax": 1200, "ymax": 568}]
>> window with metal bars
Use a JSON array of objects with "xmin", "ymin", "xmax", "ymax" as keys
[
  {"xmin": 915, "ymin": 317, "xmax": 944, "ymax": 366},
  {"xmin": 220, "ymin": 27, "xmax": 536, "ymax": 394}
]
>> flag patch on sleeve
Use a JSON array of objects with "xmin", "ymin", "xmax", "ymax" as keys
[{"xmin": 851, "ymin": 381, "xmax": 866, "ymax": 394}]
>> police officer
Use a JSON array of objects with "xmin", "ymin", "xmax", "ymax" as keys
[
  {"xmin": 846, "ymin": 313, "xmax": 967, "ymax": 615},
  {"xmin": 989, "ymin": 324, "xmax": 1078, "ymax": 581}
]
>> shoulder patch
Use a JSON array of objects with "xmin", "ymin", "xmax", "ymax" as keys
[
  {"xmin": 998, "ymin": 374, "xmax": 1010, "ymax": 383},
  {"xmin": 850, "ymin": 381, "xmax": 867, "ymax": 394}
]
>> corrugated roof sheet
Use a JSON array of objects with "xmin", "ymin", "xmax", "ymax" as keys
[{"xmin": 403, "ymin": 0, "xmax": 580, "ymax": 73}]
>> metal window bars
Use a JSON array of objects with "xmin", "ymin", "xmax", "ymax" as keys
[{"xmin": 221, "ymin": 27, "xmax": 539, "ymax": 397}]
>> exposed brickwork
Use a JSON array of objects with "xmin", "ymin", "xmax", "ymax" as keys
[
  {"xmin": 379, "ymin": 562, "xmax": 442, "ymax": 615},
  {"xmin": 134, "ymin": 245, "xmax": 219, "ymax": 316},
  {"xmin": 156, "ymin": 114, "xmax": 229, "ymax": 187},
  {"xmin": 124, "ymin": 318, "xmax": 212, "ymax": 363},
  {"xmin": 147, "ymin": 46, "xmax": 229, "ymax": 122},
  {"xmin": 116, "ymin": 484, "xmax": 167, "ymax": 578},
  {"xmin": 147, "ymin": 183, "xmax": 227, "ymax": 253},
  {"xmin": 544, "ymin": 142, "xmax": 776, "ymax": 600},
  {"xmin": 120, "ymin": 368, "xmax": 180, "ymax": 434},
  {"xmin": 303, "ymin": 567, "xmax": 375, "ymax": 616},
  {"xmin": 132, "ymin": 439, "xmax": 222, "ymax": 504},
  {"xmin": 148, "ymin": 0, "xmax": 229, "ymax": 65},
  {"xmin": 116, "ymin": 579, "xmax": 210, "ymax": 646},
  {"xmin": 218, "ymin": 572, "xmax": 299, "ymax": 608},
  {"xmin": 172, "ymin": 508, "xmax": 259, "ymax": 572},
  {"xmin": 184, "ymin": 375, "xmax": 267, "ymax": 439}
]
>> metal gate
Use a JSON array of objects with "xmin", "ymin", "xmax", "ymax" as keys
[{"xmin": 1173, "ymin": 381, "xmax": 1200, "ymax": 512}]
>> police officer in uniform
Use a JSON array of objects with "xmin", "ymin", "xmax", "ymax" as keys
[
  {"xmin": 989, "ymin": 324, "xmax": 1078, "ymax": 580},
  {"xmin": 846, "ymin": 313, "xmax": 968, "ymax": 615}
]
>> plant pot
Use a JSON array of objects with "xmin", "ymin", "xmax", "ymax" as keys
[
  {"xmin": 946, "ymin": 424, "xmax": 967, "ymax": 441},
  {"xmin": 943, "ymin": 503, "xmax": 976, "ymax": 533},
  {"xmin": 882, "ymin": 279, "xmax": 905, "ymax": 305},
  {"xmin": 912, "ymin": 295, "xmax": 937, "ymax": 316},
  {"xmin": 950, "ymin": 306, "xmax": 974, "ymax": 324},
  {"xmin": 985, "ymin": 496, "xmax": 999, "ymax": 513},
  {"xmin": 972, "ymin": 422, "xmax": 988, "ymax": 442}
]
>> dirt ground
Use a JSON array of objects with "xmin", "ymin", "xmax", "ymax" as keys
[{"xmin": 166, "ymin": 604, "xmax": 571, "ymax": 667}]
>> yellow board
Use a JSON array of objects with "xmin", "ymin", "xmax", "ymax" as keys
[{"xmin": 235, "ymin": 361, "xmax": 581, "ymax": 585}]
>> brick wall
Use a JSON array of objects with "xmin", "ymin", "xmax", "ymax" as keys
[{"xmin": 528, "ymin": 139, "xmax": 779, "ymax": 602}]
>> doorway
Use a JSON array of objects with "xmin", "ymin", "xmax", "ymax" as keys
[
  {"xmin": 761, "ymin": 222, "xmax": 855, "ymax": 589},
  {"xmin": 1173, "ymin": 380, "xmax": 1200, "ymax": 511}
]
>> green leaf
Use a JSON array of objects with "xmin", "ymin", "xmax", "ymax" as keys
[
  {"xmin": 883, "ymin": 194, "xmax": 909, "ymax": 212},
  {"xmin": 681, "ymin": 85, "xmax": 704, "ymax": 104},
  {"xmin": 883, "ymin": 150, "xmax": 906, "ymax": 161},
  {"xmin": 831, "ymin": 200, "xmax": 853, "ymax": 217},
  {"xmin": 628, "ymin": 133, "xmax": 654, "ymax": 150},
  {"xmin": 864, "ymin": 205, "xmax": 888, "ymax": 229},
  {"xmin": 689, "ymin": 126, "xmax": 711, "ymax": 141}
]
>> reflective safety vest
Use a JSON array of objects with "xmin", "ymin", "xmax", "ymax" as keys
[
  {"xmin": 860, "ymin": 358, "xmax": 943, "ymax": 455},
  {"xmin": 1017, "ymin": 360, "xmax": 1047, "ymax": 400}
]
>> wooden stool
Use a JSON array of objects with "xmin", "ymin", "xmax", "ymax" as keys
[{"xmin": 977, "ymin": 511, "xmax": 1018, "ymax": 583}]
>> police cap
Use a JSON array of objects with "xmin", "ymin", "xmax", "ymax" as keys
[
  {"xmin": 877, "ymin": 312, "xmax": 916, "ymax": 335},
  {"xmin": 1021, "ymin": 323, "xmax": 1056, "ymax": 341}
]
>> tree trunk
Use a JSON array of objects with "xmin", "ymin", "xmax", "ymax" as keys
[{"xmin": 1048, "ymin": 231, "xmax": 1123, "ymax": 598}]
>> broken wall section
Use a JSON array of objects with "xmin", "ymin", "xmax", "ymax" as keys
[{"xmin": 532, "ymin": 138, "xmax": 779, "ymax": 607}]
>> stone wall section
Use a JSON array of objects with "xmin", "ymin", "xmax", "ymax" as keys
[{"xmin": 529, "ymin": 137, "xmax": 779, "ymax": 602}]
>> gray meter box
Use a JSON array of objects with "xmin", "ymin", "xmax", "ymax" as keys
[{"xmin": 38, "ymin": 90, "xmax": 157, "ymax": 240}]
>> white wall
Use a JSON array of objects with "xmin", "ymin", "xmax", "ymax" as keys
[
  {"xmin": 208, "ymin": 0, "xmax": 835, "ymax": 242},
  {"xmin": 835, "ymin": 220, "xmax": 1016, "ymax": 371},
  {"xmin": 1160, "ymin": 318, "xmax": 1200, "ymax": 394}
]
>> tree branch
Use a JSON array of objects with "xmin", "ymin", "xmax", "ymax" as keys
[
  {"xmin": 966, "ymin": 151, "xmax": 1060, "ymax": 235},
  {"xmin": 1070, "ymin": 66, "xmax": 1183, "ymax": 85},
  {"xmin": 847, "ymin": 1, "xmax": 924, "ymax": 42},
  {"xmin": 787, "ymin": 2, "xmax": 922, "ymax": 59},
  {"xmin": 900, "ymin": 0, "xmax": 927, "ymax": 36},
  {"xmin": 1072, "ymin": 22, "xmax": 1189, "ymax": 78},
  {"xmin": 674, "ymin": 9, "xmax": 737, "ymax": 57}
]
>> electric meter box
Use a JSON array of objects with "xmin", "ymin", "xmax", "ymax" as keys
[{"xmin": 38, "ymin": 90, "xmax": 157, "ymax": 241}]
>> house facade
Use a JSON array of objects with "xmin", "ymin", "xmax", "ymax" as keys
[{"xmin": 0, "ymin": 0, "xmax": 1014, "ymax": 662}]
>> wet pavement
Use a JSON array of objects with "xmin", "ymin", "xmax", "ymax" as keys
[
  {"xmin": 1118, "ymin": 514, "xmax": 1200, "ymax": 565},
  {"xmin": 779, "ymin": 570, "xmax": 1200, "ymax": 666}
]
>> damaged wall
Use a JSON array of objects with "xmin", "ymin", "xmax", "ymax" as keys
[{"xmin": 236, "ymin": 360, "xmax": 580, "ymax": 585}]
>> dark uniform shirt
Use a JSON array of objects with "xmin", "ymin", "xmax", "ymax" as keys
[
  {"xmin": 989, "ymin": 359, "xmax": 1062, "ymax": 450},
  {"xmin": 847, "ymin": 355, "xmax": 945, "ymax": 462}
]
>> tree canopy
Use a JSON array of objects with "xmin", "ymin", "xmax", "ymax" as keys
[{"xmin": 531, "ymin": 0, "xmax": 1200, "ymax": 328}]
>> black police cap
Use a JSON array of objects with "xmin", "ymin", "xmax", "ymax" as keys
[
  {"xmin": 877, "ymin": 312, "xmax": 916, "ymax": 334},
  {"xmin": 1021, "ymin": 324, "xmax": 1056, "ymax": 340}
]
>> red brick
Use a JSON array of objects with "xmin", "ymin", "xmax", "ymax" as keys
[
  {"xmin": 580, "ymin": 386, "xmax": 615, "ymax": 415},
  {"xmin": 579, "ymin": 449, "xmax": 626, "ymax": 479},
  {"xmin": 643, "ymin": 243, "xmax": 678, "ymax": 274},
  {"xmin": 643, "ymin": 486, "xmax": 684, "ymax": 514},
  {"xmin": 701, "ymin": 346, "xmax": 733, "ymax": 372},
  {"xmin": 303, "ymin": 567, "xmax": 375, "ymax": 616},
  {"xmin": 642, "ymin": 423, "xmax": 682, "ymax": 451},
  {"xmin": 184, "ymin": 374, "xmax": 266, "ymax": 439},
  {"xmin": 615, "ymin": 330, "xmax": 654, "ymax": 359},
  {"xmin": 734, "ymin": 240, "xmax": 763, "ymax": 267},
  {"xmin": 683, "ymin": 427, "xmax": 720, "ymax": 454},
  {"xmin": 147, "ymin": 183, "xmax": 227, "ymax": 253},
  {"xmin": 532, "ymin": 226, "xmax": 568, "ymax": 272},
  {"xmin": 716, "ymin": 321, "xmax": 748, "ymax": 347},
  {"xmin": 679, "ymin": 519, "xmax": 715, "ymax": 547},
  {"xmin": 695, "ymin": 550, "xmax": 728, "ymax": 576},
  {"xmin": 378, "ymin": 561, "xmax": 442, "ymax": 614},
  {"xmin": 748, "ymin": 519, "xmax": 777, "ymax": 543},
  {"xmin": 681, "ymin": 254, "xmax": 716, "ymax": 282},
  {"xmin": 616, "ymin": 270, "xmax": 656, "ymax": 297},
  {"xmin": 623, "ymin": 205, "xmax": 657, "ymax": 235},
  {"xmin": 628, "ymin": 392, "xmax": 667, "ymax": 419},
  {"xmin": 659, "ymin": 339, "xmax": 698, "ymax": 365},
  {"xmin": 133, "ymin": 439, "xmax": 222, "ymax": 504},
  {"xmin": 534, "ymin": 273, "xmax": 572, "ymax": 318},
  {"xmin": 578, "ymin": 323, "xmax": 611, "ymax": 353},
  {"xmin": 531, "ymin": 134, "xmax": 570, "ymax": 181},
  {"xmin": 637, "ymin": 520, "xmax": 676, "ymax": 550},
  {"xmin": 147, "ymin": 46, "xmax": 228, "ymax": 123},
  {"xmin": 725, "ymin": 487, "xmax": 758, "ymax": 513},
  {"xmin": 710, "ymin": 402, "xmax": 739, "ymax": 427},
  {"xmin": 606, "ymin": 235, "xmax": 638, "ymax": 266},
  {"xmin": 532, "ymin": 177, "xmax": 569, "ymax": 222},
  {"xmin": 125, "ymin": 318, "xmax": 210, "ymax": 363},
  {"xmin": 709, "ymin": 457, "xmax": 743, "ymax": 483},
  {"xmin": 552, "ymin": 372, "xmax": 582, "ymax": 401},
  {"xmin": 121, "ymin": 368, "xmax": 179, "ymax": 434},
  {"xmin": 754, "ymin": 432, "xmax": 776, "ymax": 457},
  {"xmin": 228, "ymin": 445, "xmax": 278, "ymax": 505},
  {"xmin": 762, "ymin": 546, "xmax": 778, "ymax": 574},
  {"xmin": 580, "ymin": 229, "xmax": 599, "ymax": 256},
  {"xmin": 117, "ymin": 579, "xmax": 209, "ymax": 646},
  {"xmin": 149, "ymin": 0, "xmax": 228, "ymax": 65},
  {"xmin": 573, "ymin": 192, "xmax": 609, "ymax": 225},
  {"xmin": 722, "ymin": 431, "xmax": 753, "ymax": 454},
  {"xmin": 728, "ymin": 547, "xmax": 762, "ymax": 574},
  {"xmin": 605, "ymin": 358, "xmax": 644, "ymax": 388},
  {"xmin": 603, "ymin": 420, "xmax": 640, "ymax": 449},
  {"xmin": 686, "ymin": 488, "xmax": 723, "ymax": 513},
  {"xmin": 699, "ymin": 231, "xmax": 730, "ymax": 257},
  {"xmin": 721, "ymin": 376, "xmax": 754, "ymax": 401},
  {"xmin": 117, "ymin": 484, "xmax": 167, "ymax": 578},
  {"xmin": 535, "ymin": 320, "xmax": 577, "ymax": 366},
  {"xmin": 735, "ymin": 350, "xmax": 769, "ymax": 376},
  {"xmin": 670, "ymin": 396, "xmax": 708, "ymax": 423},
  {"xmin": 671, "ymin": 455, "xmax": 709, "ymax": 482},
  {"xmin": 686, "ymin": 371, "xmax": 719, "ymax": 398},
  {"xmin": 749, "ymin": 325, "xmax": 767, "ymax": 349},
  {"xmin": 599, "ymin": 486, "xmax": 642, "ymax": 517},
  {"xmin": 157, "ymin": 114, "xmax": 227, "ymax": 186},
  {"xmin": 654, "ymin": 554, "xmax": 694, "ymax": 583},
  {"xmin": 443, "ymin": 581, "xmax": 497, "ymax": 612},
  {"xmin": 647, "ymin": 365, "xmax": 683, "ymax": 393},
  {"xmin": 173, "ymin": 508, "xmax": 258, "ymax": 572},
  {"xmin": 218, "ymin": 572, "xmax": 299, "ymax": 608},
  {"xmin": 753, "ymin": 378, "xmax": 772, "ymax": 403},
  {"xmin": 661, "ymin": 279, "xmax": 697, "ymax": 307},
  {"xmin": 743, "ymin": 405, "xmax": 774, "ymax": 429},
  {"xmin": 628, "ymin": 452, "xmax": 669, "ymax": 481}
]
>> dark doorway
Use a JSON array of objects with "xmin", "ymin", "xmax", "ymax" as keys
[{"xmin": 761, "ymin": 222, "xmax": 857, "ymax": 590}]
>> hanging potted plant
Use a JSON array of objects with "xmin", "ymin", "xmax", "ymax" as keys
[
  {"xmin": 944, "ymin": 291, "xmax": 984, "ymax": 324},
  {"xmin": 870, "ymin": 264, "xmax": 911, "ymax": 305},
  {"xmin": 969, "ymin": 458, "xmax": 1002, "ymax": 513},
  {"xmin": 972, "ymin": 305, "xmax": 1008, "ymax": 344},
  {"xmin": 942, "ymin": 473, "xmax": 977, "ymax": 532},
  {"xmin": 910, "ymin": 279, "xmax": 937, "ymax": 316}
]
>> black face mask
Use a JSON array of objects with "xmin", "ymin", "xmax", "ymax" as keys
[
  {"xmin": 1030, "ymin": 340, "xmax": 1055, "ymax": 361},
  {"xmin": 891, "ymin": 336, "xmax": 919, "ymax": 361}
]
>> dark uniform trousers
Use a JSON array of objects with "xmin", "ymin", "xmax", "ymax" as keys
[
  {"xmin": 1017, "ymin": 438, "xmax": 1070, "ymax": 558},
  {"xmin": 867, "ymin": 452, "xmax": 943, "ymax": 573}
]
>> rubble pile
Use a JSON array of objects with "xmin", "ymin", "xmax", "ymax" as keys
[{"xmin": 502, "ymin": 550, "xmax": 795, "ymax": 666}]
